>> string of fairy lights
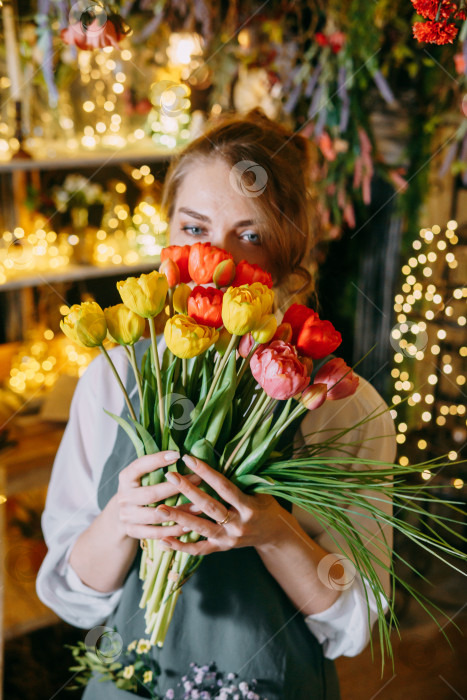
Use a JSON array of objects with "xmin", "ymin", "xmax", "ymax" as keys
[{"xmin": 390, "ymin": 220, "xmax": 466, "ymax": 489}]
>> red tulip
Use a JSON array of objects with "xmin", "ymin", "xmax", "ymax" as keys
[
  {"xmin": 282, "ymin": 304, "xmax": 318, "ymax": 344},
  {"xmin": 231, "ymin": 260, "xmax": 273, "ymax": 288},
  {"xmin": 300, "ymin": 383, "xmax": 328, "ymax": 410},
  {"xmin": 314, "ymin": 358, "xmax": 359, "ymax": 400},
  {"xmin": 250, "ymin": 340, "xmax": 310, "ymax": 400},
  {"xmin": 273, "ymin": 322, "xmax": 293, "ymax": 343},
  {"xmin": 187, "ymin": 285, "xmax": 224, "ymax": 328},
  {"xmin": 238, "ymin": 333, "xmax": 255, "ymax": 358},
  {"xmin": 161, "ymin": 245, "xmax": 192, "ymax": 283},
  {"xmin": 188, "ymin": 243, "xmax": 233, "ymax": 285},
  {"xmin": 213, "ymin": 258, "xmax": 236, "ymax": 287},
  {"xmin": 296, "ymin": 317, "xmax": 342, "ymax": 360},
  {"xmin": 159, "ymin": 258, "xmax": 180, "ymax": 288}
]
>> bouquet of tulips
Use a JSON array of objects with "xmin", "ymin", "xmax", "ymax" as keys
[{"xmin": 60, "ymin": 242, "xmax": 466, "ymax": 670}]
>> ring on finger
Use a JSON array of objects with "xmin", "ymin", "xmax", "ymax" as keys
[{"xmin": 216, "ymin": 509, "xmax": 232, "ymax": 526}]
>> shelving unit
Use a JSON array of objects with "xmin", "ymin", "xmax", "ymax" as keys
[{"xmin": 0, "ymin": 142, "xmax": 173, "ymax": 640}]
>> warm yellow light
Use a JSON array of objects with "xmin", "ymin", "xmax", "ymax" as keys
[
  {"xmin": 448, "ymin": 451, "xmax": 457, "ymax": 461},
  {"xmin": 399, "ymin": 456, "xmax": 409, "ymax": 466},
  {"xmin": 396, "ymin": 434, "xmax": 406, "ymax": 444},
  {"xmin": 431, "ymin": 345, "xmax": 440, "ymax": 355},
  {"xmin": 458, "ymin": 316, "xmax": 466, "ymax": 326},
  {"xmin": 44, "ymin": 329, "xmax": 54, "ymax": 340},
  {"xmin": 411, "ymin": 393, "xmax": 421, "ymax": 402},
  {"xmin": 413, "ymin": 240, "xmax": 422, "ymax": 250},
  {"xmin": 437, "ymin": 329, "xmax": 446, "ymax": 339},
  {"xmin": 398, "ymin": 423, "xmax": 407, "ymax": 432},
  {"xmin": 447, "ymin": 220, "xmax": 457, "ymax": 230},
  {"xmin": 456, "ymin": 376, "xmax": 466, "ymax": 386},
  {"xmin": 432, "ymin": 225, "xmax": 441, "ymax": 234},
  {"xmin": 418, "ymin": 439, "xmax": 427, "ymax": 449},
  {"xmin": 421, "ymin": 470, "xmax": 431, "ymax": 480},
  {"xmin": 59, "ymin": 305, "xmax": 69, "ymax": 315},
  {"xmin": 436, "ymin": 416, "xmax": 446, "ymax": 426},
  {"xmin": 453, "ymin": 478, "xmax": 464, "ymax": 489},
  {"xmin": 421, "ymin": 411, "xmax": 431, "ymax": 422}
]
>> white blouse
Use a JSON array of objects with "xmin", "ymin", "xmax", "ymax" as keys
[{"xmin": 36, "ymin": 335, "xmax": 396, "ymax": 660}]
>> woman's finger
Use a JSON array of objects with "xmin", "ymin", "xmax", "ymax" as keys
[
  {"xmin": 123, "ymin": 502, "xmax": 203, "ymax": 526},
  {"xmin": 164, "ymin": 471, "xmax": 233, "ymax": 524},
  {"xmin": 181, "ymin": 455, "xmax": 248, "ymax": 511},
  {"xmin": 154, "ymin": 504, "xmax": 223, "ymax": 539},
  {"xmin": 125, "ymin": 523, "xmax": 186, "ymax": 540},
  {"xmin": 159, "ymin": 537, "xmax": 220, "ymax": 556},
  {"xmin": 119, "ymin": 450, "xmax": 180, "ymax": 488},
  {"xmin": 119, "ymin": 475, "xmax": 202, "ymax": 506}
]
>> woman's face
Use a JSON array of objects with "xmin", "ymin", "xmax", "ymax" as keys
[{"xmin": 168, "ymin": 158, "xmax": 274, "ymax": 279}]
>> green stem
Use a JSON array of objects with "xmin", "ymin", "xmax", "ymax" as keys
[
  {"xmin": 128, "ymin": 344, "xmax": 143, "ymax": 412},
  {"xmin": 236, "ymin": 340, "xmax": 259, "ymax": 387},
  {"xmin": 203, "ymin": 334, "xmax": 239, "ymax": 409},
  {"xmin": 148, "ymin": 316, "xmax": 165, "ymax": 437},
  {"xmin": 223, "ymin": 395, "xmax": 275, "ymax": 474},
  {"xmin": 275, "ymin": 402, "xmax": 307, "ymax": 439},
  {"xmin": 182, "ymin": 358, "xmax": 188, "ymax": 388},
  {"xmin": 99, "ymin": 345, "xmax": 137, "ymax": 421}
]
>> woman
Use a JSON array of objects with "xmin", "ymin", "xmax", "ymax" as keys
[{"xmin": 36, "ymin": 109, "xmax": 396, "ymax": 699}]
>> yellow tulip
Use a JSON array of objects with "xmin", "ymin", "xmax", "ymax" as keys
[
  {"xmin": 164, "ymin": 314, "xmax": 219, "ymax": 359},
  {"xmin": 117, "ymin": 270, "xmax": 168, "ymax": 318},
  {"xmin": 173, "ymin": 283, "xmax": 191, "ymax": 314},
  {"xmin": 249, "ymin": 282, "xmax": 274, "ymax": 316},
  {"xmin": 221, "ymin": 285, "xmax": 263, "ymax": 336},
  {"xmin": 252, "ymin": 314, "xmax": 278, "ymax": 344},
  {"xmin": 104, "ymin": 304, "xmax": 146, "ymax": 345},
  {"xmin": 60, "ymin": 302, "xmax": 107, "ymax": 348}
]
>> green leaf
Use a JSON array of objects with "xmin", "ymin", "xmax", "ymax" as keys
[
  {"xmin": 141, "ymin": 380, "xmax": 155, "ymax": 432},
  {"xmin": 205, "ymin": 352, "xmax": 237, "ymax": 446},
  {"xmin": 127, "ymin": 416, "xmax": 159, "ymax": 454},
  {"xmin": 190, "ymin": 437, "xmax": 218, "ymax": 469},
  {"xmin": 233, "ymin": 474, "xmax": 274, "ymax": 489},
  {"xmin": 103, "ymin": 409, "xmax": 145, "ymax": 458},
  {"xmin": 251, "ymin": 413, "xmax": 273, "ymax": 450}
]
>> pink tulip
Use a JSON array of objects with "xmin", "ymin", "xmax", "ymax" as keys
[
  {"xmin": 250, "ymin": 340, "xmax": 310, "ymax": 400},
  {"xmin": 300, "ymin": 383, "xmax": 327, "ymax": 410},
  {"xmin": 314, "ymin": 358, "xmax": 359, "ymax": 400},
  {"xmin": 239, "ymin": 333, "xmax": 255, "ymax": 358}
]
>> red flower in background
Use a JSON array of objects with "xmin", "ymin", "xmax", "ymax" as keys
[
  {"xmin": 231, "ymin": 260, "xmax": 273, "ymax": 288},
  {"xmin": 282, "ymin": 304, "xmax": 318, "ymax": 344},
  {"xmin": 413, "ymin": 20, "xmax": 459, "ymax": 44},
  {"xmin": 250, "ymin": 341, "xmax": 310, "ymax": 400},
  {"xmin": 187, "ymin": 286, "xmax": 224, "ymax": 328},
  {"xmin": 61, "ymin": 13, "xmax": 130, "ymax": 50},
  {"xmin": 411, "ymin": 0, "xmax": 455, "ymax": 20},
  {"xmin": 188, "ymin": 243, "xmax": 233, "ymax": 285},
  {"xmin": 296, "ymin": 317, "xmax": 342, "ymax": 359},
  {"xmin": 161, "ymin": 245, "xmax": 192, "ymax": 283}
]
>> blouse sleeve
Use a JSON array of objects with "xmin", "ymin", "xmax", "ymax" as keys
[
  {"xmin": 36, "ymin": 346, "xmax": 133, "ymax": 629},
  {"xmin": 291, "ymin": 373, "xmax": 397, "ymax": 659}
]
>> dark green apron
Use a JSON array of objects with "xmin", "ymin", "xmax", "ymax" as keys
[{"xmin": 82, "ymin": 339, "xmax": 340, "ymax": 699}]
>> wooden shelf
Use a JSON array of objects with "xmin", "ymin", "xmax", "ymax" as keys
[
  {"xmin": 0, "ymin": 141, "xmax": 177, "ymax": 172},
  {"xmin": 0, "ymin": 258, "xmax": 161, "ymax": 291}
]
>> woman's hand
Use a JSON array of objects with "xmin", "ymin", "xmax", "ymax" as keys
[
  {"xmin": 153, "ymin": 454, "xmax": 291, "ymax": 555},
  {"xmin": 116, "ymin": 450, "xmax": 204, "ymax": 541}
]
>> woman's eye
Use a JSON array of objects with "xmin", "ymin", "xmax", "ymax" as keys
[
  {"xmin": 181, "ymin": 225, "xmax": 206, "ymax": 237},
  {"xmin": 240, "ymin": 231, "xmax": 261, "ymax": 244}
]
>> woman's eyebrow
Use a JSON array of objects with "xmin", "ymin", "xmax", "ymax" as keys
[{"xmin": 178, "ymin": 207, "xmax": 256, "ymax": 228}]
